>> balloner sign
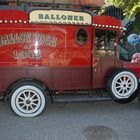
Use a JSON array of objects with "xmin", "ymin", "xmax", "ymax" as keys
[{"xmin": 29, "ymin": 10, "xmax": 92, "ymax": 25}]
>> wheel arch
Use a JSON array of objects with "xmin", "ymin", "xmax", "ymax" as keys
[
  {"xmin": 5, "ymin": 78, "xmax": 51, "ymax": 100},
  {"xmin": 108, "ymin": 68, "xmax": 139, "ymax": 83}
]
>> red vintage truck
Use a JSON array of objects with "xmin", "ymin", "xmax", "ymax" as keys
[{"xmin": 0, "ymin": 8, "xmax": 139, "ymax": 117}]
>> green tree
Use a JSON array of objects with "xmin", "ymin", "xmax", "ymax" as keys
[{"xmin": 102, "ymin": 0, "xmax": 140, "ymax": 34}]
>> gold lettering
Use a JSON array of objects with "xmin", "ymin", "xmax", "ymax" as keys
[
  {"xmin": 39, "ymin": 34, "xmax": 45, "ymax": 45},
  {"xmin": 0, "ymin": 32, "xmax": 58, "ymax": 48},
  {"xmin": 14, "ymin": 33, "xmax": 20, "ymax": 43},
  {"xmin": 34, "ymin": 33, "xmax": 39, "ymax": 41},
  {"xmin": 0, "ymin": 35, "xmax": 3, "ymax": 46},
  {"xmin": 19, "ymin": 50, "xmax": 27, "ymax": 59},
  {"xmin": 28, "ymin": 50, "xmax": 34, "ymax": 59},
  {"xmin": 13, "ymin": 50, "xmax": 19, "ymax": 59},
  {"xmin": 4, "ymin": 34, "xmax": 10, "ymax": 45},
  {"xmin": 50, "ymin": 36, "xmax": 57, "ymax": 47},
  {"xmin": 46, "ymin": 35, "xmax": 51, "ymax": 46},
  {"xmin": 25, "ymin": 32, "xmax": 31, "ymax": 43},
  {"xmin": 35, "ymin": 50, "xmax": 41, "ymax": 59},
  {"xmin": 9, "ymin": 33, "xmax": 15, "ymax": 44},
  {"xmin": 19, "ymin": 33, "xmax": 25, "ymax": 43}
]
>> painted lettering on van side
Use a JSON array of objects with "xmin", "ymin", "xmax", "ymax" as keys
[{"xmin": 0, "ymin": 32, "xmax": 57, "ymax": 48}]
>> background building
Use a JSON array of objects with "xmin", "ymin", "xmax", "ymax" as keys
[{"xmin": 0, "ymin": 0, "xmax": 104, "ymax": 7}]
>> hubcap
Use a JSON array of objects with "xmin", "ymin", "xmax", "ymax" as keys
[
  {"xmin": 16, "ymin": 90, "xmax": 41, "ymax": 114},
  {"xmin": 114, "ymin": 74, "xmax": 135, "ymax": 97}
]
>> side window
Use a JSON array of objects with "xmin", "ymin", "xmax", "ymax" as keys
[
  {"xmin": 76, "ymin": 28, "xmax": 88, "ymax": 46},
  {"xmin": 94, "ymin": 29, "xmax": 116, "ymax": 57}
]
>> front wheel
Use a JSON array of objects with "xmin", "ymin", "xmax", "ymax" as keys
[
  {"xmin": 10, "ymin": 82, "xmax": 46, "ymax": 117},
  {"xmin": 108, "ymin": 70, "xmax": 138, "ymax": 102}
]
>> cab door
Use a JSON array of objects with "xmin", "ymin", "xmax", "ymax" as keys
[{"xmin": 92, "ymin": 28, "xmax": 118, "ymax": 88}]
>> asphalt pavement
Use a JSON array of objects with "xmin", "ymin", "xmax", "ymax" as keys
[{"xmin": 0, "ymin": 99, "xmax": 140, "ymax": 140}]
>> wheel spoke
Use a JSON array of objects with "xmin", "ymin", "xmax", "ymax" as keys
[
  {"xmin": 21, "ymin": 104, "xmax": 26, "ymax": 109},
  {"xmin": 18, "ymin": 101, "xmax": 24, "ymax": 104},
  {"xmin": 26, "ymin": 105, "xmax": 29, "ymax": 111},
  {"xmin": 122, "ymin": 89, "xmax": 126, "ymax": 94},
  {"xmin": 28, "ymin": 91, "xmax": 31, "ymax": 98},
  {"xmin": 116, "ymin": 81, "xmax": 121, "ymax": 85},
  {"xmin": 118, "ymin": 88, "xmax": 123, "ymax": 93},
  {"xmin": 120, "ymin": 77, "xmax": 124, "ymax": 83},
  {"xmin": 127, "ymin": 85, "xmax": 132, "ymax": 89},
  {"xmin": 19, "ymin": 97, "xmax": 25, "ymax": 101},
  {"xmin": 29, "ymin": 105, "xmax": 34, "ymax": 110},
  {"xmin": 126, "ymin": 78, "xmax": 130, "ymax": 83},
  {"xmin": 125, "ymin": 88, "xmax": 129, "ymax": 93},
  {"xmin": 23, "ymin": 92, "xmax": 28, "ymax": 99},
  {"xmin": 30, "ymin": 94, "xmax": 36, "ymax": 100},
  {"xmin": 124, "ymin": 76, "xmax": 126, "ymax": 82},
  {"xmin": 31, "ymin": 102, "xmax": 38, "ymax": 107},
  {"xmin": 128, "ymin": 82, "xmax": 132, "ymax": 86},
  {"xmin": 32, "ymin": 99, "xmax": 39, "ymax": 102},
  {"xmin": 116, "ymin": 85, "xmax": 122, "ymax": 89}
]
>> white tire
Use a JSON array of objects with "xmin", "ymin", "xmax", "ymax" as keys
[
  {"xmin": 110, "ymin": 70, "xmax": 138, "ymax": 99},
  {"xmin": 10, "ymin": 83, "xmax": 46, "ymax": 117}
]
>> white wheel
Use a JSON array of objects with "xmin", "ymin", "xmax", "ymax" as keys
[
  {"xmin": 10, "ymin": 83, "xmax": 46, "ymax": 117},
  {"xmin": 110, "ymin": 70, "xmax": 138, "ymax": 99}
]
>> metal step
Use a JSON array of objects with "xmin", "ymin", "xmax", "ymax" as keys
[{"xmin": 53, "ymin": 95, "xmax": 112, "ymax": 103}]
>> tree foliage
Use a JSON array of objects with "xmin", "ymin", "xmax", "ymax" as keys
[{"xmin": 102, "ymin": 0, "xmax": 140, "ymax": 19}]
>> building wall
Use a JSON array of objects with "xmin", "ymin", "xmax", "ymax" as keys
[{"xmin": 2, "ymin": 0, "xmax": 104, "ymax": 7}]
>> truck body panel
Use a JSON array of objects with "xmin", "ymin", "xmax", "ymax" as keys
[{"xmin": 0, "ymin": 9, "xmax": 139, "ymax": 95}]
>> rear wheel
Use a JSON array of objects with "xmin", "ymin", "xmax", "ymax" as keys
[
  {"xmin": 108, "ymin": 69, "xmax": 138, "ymax": 103},
  {"xmin": 10, "ymin": 82, "xmax": 46, "ymax": 117}
]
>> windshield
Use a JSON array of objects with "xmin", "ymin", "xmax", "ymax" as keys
[{"xmin": 118, "ymin": 34, "xmax": 140, "ymax": 63}]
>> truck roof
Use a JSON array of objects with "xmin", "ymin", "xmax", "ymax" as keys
[{"xmin": 0, "ymin": 9, "xmax": 123, "ymax": 30}]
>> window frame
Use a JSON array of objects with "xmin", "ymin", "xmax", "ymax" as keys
[
  {"xmin": 75, "ymin": 28, "xmax": 89, "ymax": 46},
  {"xmin": 94, "ymin": 28, "xmax": 117, "ymax": 58}
]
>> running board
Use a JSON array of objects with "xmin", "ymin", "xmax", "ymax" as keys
[
  {"xmin": 53, "ymin": 95, "xmax": 112, "ymax": 103},
  {"xmin": 0, "ymin": 95, "xmax": 4, "ymax": 101}
]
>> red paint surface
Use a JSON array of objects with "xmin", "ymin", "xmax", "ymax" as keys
[
  {"xmin": 93, "ymin": 16, "xmax": 122, "ymax": 27},
  {"xmin": 0, "ymin": 10, "xmax": 139, "ymax": 94},
  {"xmin": 0, "ymin": 10, "xmax": 28, "ymax": 21}
]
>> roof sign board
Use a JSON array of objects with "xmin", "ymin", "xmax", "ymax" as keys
[{"xmin": 29, "ymin": 10, "xmax": 92, "ymax": 25}]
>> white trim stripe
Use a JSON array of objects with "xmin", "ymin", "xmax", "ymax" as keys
[
  {"xmin": 29, "ymin": 20, "xmax": 91, "ymax": 25},
  {"xmin": 93, "ymin": 23, "xmax": 125, "ymax": 30},
  {"xmin": 0, "ymin": 20, "xmax": 28, "ymax": 24},
  {"xmin": 0, "ymin": 20, "xmax": 126, "ymax": 30}
]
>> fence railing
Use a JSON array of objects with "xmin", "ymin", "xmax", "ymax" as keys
[{"xmin": 104, "ymin": 6, "xmax": 124, "ymax": 20}]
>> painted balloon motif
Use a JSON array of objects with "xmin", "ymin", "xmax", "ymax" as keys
[
  {"xmin": 127, "ymin": 34, "xmax": 139, "ymax": 45},
  {"xmin": 131, "ymin": 53, "xmax": 140, "ymax": 63},
  {"xmin": 127, "ymin": 34, "xmax": 140, "ymax": 63}
]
